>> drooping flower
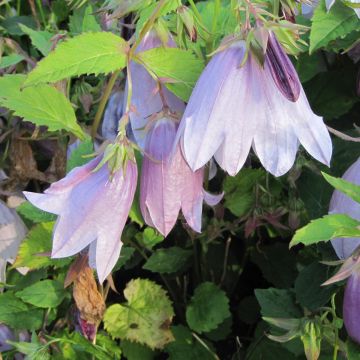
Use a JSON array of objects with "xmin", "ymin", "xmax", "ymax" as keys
[
  {"xmin": 125, "ymin": 31, "xmax": 185, "ymax": 149},
  {"xmin": 176, "ymin": 34, "xmax": 332, "ymax": 177},
  {"xmin": 140, "ymin": 117, "xmax": 222, "ymax": 236},
  {"xmin": 24, "ymin": 153, "xmax": 137, "ymax": 283},
  {"xmin": 323, "ymin": 157, "xmax": 360, "ymax": 344}
]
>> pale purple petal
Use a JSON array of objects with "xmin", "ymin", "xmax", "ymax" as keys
[
  {"xmin": 325, "ymin": 0, "xmax": 336, "ymax": 11},
  {"xmin": 203, "ymin": 190, "xmax": 224, "ymax": 206},
  {"xmin": 344, "ymin": 271, "xmax": 360, "ymax": 343},
  {"xmin": 24, "ymin": 192, "xmax": 66, "ymax": 215}
]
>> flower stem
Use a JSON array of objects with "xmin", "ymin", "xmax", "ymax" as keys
[{"xmin": 91, "ymin": 70, "xmax": 120, "ymax": 139}]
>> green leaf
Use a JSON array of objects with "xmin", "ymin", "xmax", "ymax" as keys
[
  {"xmin": 186, "ymin": 282, "xmax": 230, "ymax": 333},
  {"xmin": 66, "ymin": 137, "xmax": 94, "ymax": 172},
  {"xmin": 113, "ymin": 246, "xmax": 135, "ymax": 271},
  {"xmin": 121, "ymin": 340, "xmax": 155, "ymax": 360},
  {"xmin": 17, "ymin": 201, "xmax": 56, "ymax": 223},
  {"xmin": 346, "ymin": 338, "xmax": 360, "ymax": 360},
  {"xmin": 290, "ymin": 214, "xmax": 360, "ymax": 247},
  {"xmin": 309, "ymin": 0, "xmax": 359, "ymax": 53},
  {"xmin": 143, "ymin": 247, "xmax": 192, "ymax": 274},
  {"xmin": 295, "ymin": 263, "xmax": 335, "ymax": 311},
  {"xmin": 0, "ymin": 75, "xmax": 85, "ymax": 139},
  {"xmin": 104, "ymin": 278, "xmax": 174, "ymax": 349},
  {"xmin": 13, "ymin": 222, "xmax": 70, "ymax": 269},
  {"xmin": 15, "ymin": 279, "xmax": 66, "ymax": 308},
  {"xmin": 0, "ymin": 54, "xmax": 25, "ymax": 69},
  {"xmin": 255, "ymin": 288, "xmax": 302, "ymax": 318},
  {"xmin": 1, "ymin": 15, "xmax": 37, "ymax": 36},
  {"xmin": 135, "ymin": 227, "xmax": 164, "ymax": 250},
  {"xmin": 134, "ymin": 47, "xmax": 204, "ymax": 102},
  {"xmin": 0, "ymin": 292, "xmax": 43, "ymax": 330},
  {"xmin": 69, "ymin": 4, "xmax": 102, "ymax": 34},
  {"xmin": 25, "ymin": 32, "xmax": 128, "ymax": 86},
  {"xmin": 19, "ymin": 24, "xmax": 53, "ymax": 56},
  {"xmin": 322, "ymin": 172, "xmax": 360, "ymax": 204}
]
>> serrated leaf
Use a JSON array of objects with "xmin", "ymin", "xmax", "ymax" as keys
[
  {"xmin": 143, "ymin": 247, "xmax": 192, "ymax": 274},
  {"xmin": 66, "ymin": 137, "xmax": 94, "ymax": 172},
  {"xmin": 290, "ymin": 214, "xmax": 360, "ymax": 247},
  {"xmin": 135, "ymin": 227, "xmax": 164, "ymax": 250},
  {"xmin": 134, "ymin": 47, "xmax": 204, "ymax": 102},
  {"xmin": 0, "ymin": 75, "xmax": 85, "ymax": 139},
  {"xmin": 13, "ymin": 222, "xmax": 70, "ymax": 269},
  {"xmin": 186, "ymin": 282, "xmax": 230, "ymax": 333},
  {"xmin": 25, "ymin": 32, "xmax": 128, "ymax": 86},
  {"xmin": 322, "ymin": 172, "xmax": 360, "ymax": 204},
  {"xmin": 0, "ymin": 54, "xmax": 25, "ymax": 69},
  {"xmin": 310, "ymin": 0, "xmax": 359, "ymax": 53},
  {"xmin": 121, "ymin": 340, "xmax": 155, "ymax": 360},
  {"xmin": 0, "ymin": 292, "xmax": 43, "ymax": 330},
  {"xmin": 17, "ymin": 201, "xmax": 56, "ymax": 223},
  {"xmin": 69, "ymin": 4, "xmax": 101, "ymax": 35},
  {"xmin": 19, "ymin": 24, "xmax": 53, "ymax": 56},
  {"xmin": 113, "ymin": 246, "xmax": 135, "ymax": 271},
  {"xmin": 104, "ymin": 278, "xmax": 174, "ymax": 349},
  {"xmin": 15, "ymin": 279, "xmax": 66, "ymax": 308}
]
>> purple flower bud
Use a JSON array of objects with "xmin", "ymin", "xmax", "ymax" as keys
[
  {"xmin": 265, "ymin": 32, "xmax": 301, "ymax": 102},
  {"xmin": 24, "ymin": 154, "xmax": 137, "ymax": 283},
  {"xmin": 140, "ymin": 118, "xmax": 222, "ymax": 236},
  {"xmin": 344, "ymin": 271, "xmax": 360, "ymax": 343},
  {"xmin": 177, "ymin": 41, "xmax": 332, "ymax": 177},
  {"xmin": 330, "ymin": 157, "xmax": 360, "ymax": 259},
  {"xmin": 0, "ymin": 324, "xmax": 15, "ymax": 352}
]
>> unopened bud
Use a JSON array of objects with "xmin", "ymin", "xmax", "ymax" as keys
[{"xmin": 177, "ymin": 6, "xmax": 197, "ymax": 42}]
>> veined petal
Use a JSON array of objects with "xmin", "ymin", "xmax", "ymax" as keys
[
  {"xmin": 344, "ymin": 272, "xmax": 360, "ymax": 343},
  {"xmin": 24, "ymin": 192, "xmax": 66, "ymax": 215}
]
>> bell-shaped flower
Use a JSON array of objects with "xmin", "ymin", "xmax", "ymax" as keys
[
  {"xmin": 140, "ymin": 117, "xmax": 222, "ymax": 236},
  {"xmin": 323, "ymin": 157, "xmax": 360, "ymax": 344},
  {"xmin": 125, "ymin": 31, "xmax": 185, "ymax": 149},
  {"xmin": 176, "ymin": 35, "xmax": 332, "ymax": 177},
  {"xmin": 24, "ymin": 151, "xmax": 137, "ymax": 283}
]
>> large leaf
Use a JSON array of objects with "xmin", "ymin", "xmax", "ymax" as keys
[
  {"xmin": 134, "ymin": 47, "xmax": 204, "ymax": 101},
  {"xmin": 0, "ymin": 75, "xmax": 85, "ymax": 139},
  {"xmin": 25, "ymin": 32, "xmax": 128, "ymax": 86},
  {"xmin": 186, "ymin": 282, "xmax": 230, "ymax": 333},
  {"xmin": 309, "ymin": 0, "xmax": 359, "ymax": 53},
  {"xmin": 15, "ymin": 279, "xmax": 67, "ymax": 308},
  {"xmin": 290, "ymin": 214, "xmax": 360, "ymax": 247},
  {"xmin": 104, "ymin": 278, "xmax": 174, "ymax": 349}
]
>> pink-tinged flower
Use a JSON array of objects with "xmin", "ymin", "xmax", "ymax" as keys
[
  {"xmin": 330, "ymin": 157, "xmax": 360, "ymax": 259},
  {"xmin": 24, "ymin": 154, "xmax": 137, "ymax": 283},
  {"xmin": 125, "ymin": 31, "xmax": 185, "ymax": 149},
  {"xmin": 140, "ymin": 118, "xmax": 222, "ymax": 236},
  {"xmin": 177, "ymin": 36, "xmax": 332, "ymax": 177}
]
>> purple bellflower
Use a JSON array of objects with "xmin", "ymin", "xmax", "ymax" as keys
[
  {"xmin": 24, "ymin": 154, "xmax": 137, "ymax": 283},
  {"xmin": 140, "ymin": 117, "xmax": 222, "ymax": 237},
  {"xmin": 176, "ymin": 34, "xmax": 332, "ymax": 177},
  {"xmin": 323, "ymin": 157, "xmax": 360, "ymax": 344}
]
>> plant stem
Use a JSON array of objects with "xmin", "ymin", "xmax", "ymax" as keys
[
  {"xmin": 188, "ymin": 0, "xmax": 202, "ymax": 21},
  {"xmin": 91, "ymin": 70, "xmax": 120, "ymax": 139}
]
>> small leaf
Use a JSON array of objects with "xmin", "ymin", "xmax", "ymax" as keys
[
  {"xmin": 25, "ymin": 32, "xmax": 128, "ymax": 86},
  {"xmin": 69, "ymin": 4, "xmax": 101, "ymax": 35},
  {"xmin": 104, "ymin": 278, "xmax": 174, "ymax": 349},
  {"xmin": 290, "ymin": 214, "xmax": 360, "ymax": 247},
  {"xmin": 19, "ymin": 24, "xmax": 53, "ymax": 56},
  {"xmin": 66, "ymin": 137, "xmax": 94, "ymax": 172},
  {"xmin": 17, "ymin": 201, "xmax": 56, "ymax": 223},
  {"xmin": 15, "ymin": 279, "xmax": 67, "ymax": 308},
  {"xmin": 135, "ymin": 228, "xmax": 164, "ymax": 250},
  {"xmin": 322, "ymin": 172, "xmax": 360, "ymax": 203},
  {"xmin": 186, "ymin": 282, "xmax": 230, "ymax": 333},
  {"xmin": 0, "ymin": 54, "xmax": 25, "ymax": 69},
  {"xmin": 143, "ymin": 247, "xmax": 192, "ymax": 274}
]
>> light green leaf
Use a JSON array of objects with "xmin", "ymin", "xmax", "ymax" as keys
[
  {"xmin": 186, "ymin": 282, "xmax": 230, "ymax": 333},
  {"xmin": 322, "ymin": 172, "xmax": 360, "ymax": 204},
  {"xmin": 19, "ymin": 24, "xmax": 53, "ymax": 56},
  {"xmin": 290, "ymin": 214, "xmax": 360, "ymax": 247},
  {"xmin": 309, "ymin": 0, "xmax": 359, "ymax": 53},
  {"xmin": 0, "ymin": 292, "xmax": 43, "ymax": 330},
  {"xmin": 143, "ymin": 247, "xmax": 192, "ymax": 274},
  {"xmin": 121, "ymin": 340, "xmax": 155, "ymax": 360},
  {"xmin": 0, "ymin": 54, "xmax": 25, "ymax": 69},
  {"xmin": 134, "ymin": 47, "xmax": 204, "ymax": 101},
  {"xmin": 69, "ymin": 4, "xmax": 102, "ymax": 34},
  {"xmin": 66, "ymin": 137, "xmax": 94, "ymax": 172},
  {"xmin": 25, "ymin": 32, "xmax": 128, "ymax": 86},
  {"xmin": 0, "ymin": 75, "xmax": 85, "ymax": 139},
  {"xmin": 104, "ymin": 278, "xmax": 174, "ymax": 349},
  {"xmin": 135, "ymin": 227, "xmax": 164, "ymax": 250},
  {"xmin": 15, "ymin": 279, "xmax": 67, "ymax": 308},
  {"xmin": 17, "ymin": 201, "xmax": 56, "ymax": 223},
  {"xmin": 13, "ymin": 222, "xmax": 70, "ymax": 269}
]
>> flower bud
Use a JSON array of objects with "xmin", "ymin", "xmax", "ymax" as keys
[
  {"xmin": 301, "ymin": 320, "xmax": 321, "ymax": 360},
  {"xmin": 265, "ymin": 32, "xmax": 301, "ymax": 102},
  {"xmin": 177, "ymin": 6, "xmax": 197, "ymax": 42}
]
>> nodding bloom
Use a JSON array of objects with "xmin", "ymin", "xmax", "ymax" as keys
[
  {"xmin": 140, "ymin": 117, "xmax": 223, "ymax": 236},
  {"xmin": 324, "ymin": 157, "xmax": 360, "ymax": 344},
  {"xmin": 125, "ymin": 31, "xmax": 184, "ymax": 149},
  {"xmin": 176, "ymin": 33, "xmax": 332, "ymax": 177},
  {"xmin": 24, "ymin": 153, "xmax": 137, "ymax": 283}
]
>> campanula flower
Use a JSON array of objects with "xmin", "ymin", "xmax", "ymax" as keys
[
  {"xmin": 24, "ymin": 154, "xmax": 137, "ymax": 283},
  {"xmin": 177, "ymin": 35, "xmax": 332, "ymax": 177}
]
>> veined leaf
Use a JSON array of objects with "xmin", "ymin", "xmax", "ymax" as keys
[
  {"xmin": 0, "ymin": 54, "xmax": 25, "ymax": 69},
  {"xmin": 290, "ymin": 214, "xmax": 360, "ymax": 247},
  {"xmin": 19, "ymin": 24, "xmax": 53, "ymax": 56},
  {"xmin": 0, "ymin": 75, "xmax": 85, "ymax": 139},
  {"xmin": 309, "ymin": 0, "xmax": 359, "ymax": 53},
  {"xmin": 322, "ymin": 172, "xmax": 360, "ymax": 204},
  {"xmin": 25, "ymin": 32, "xmax": 128, "ymax": 86}
]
